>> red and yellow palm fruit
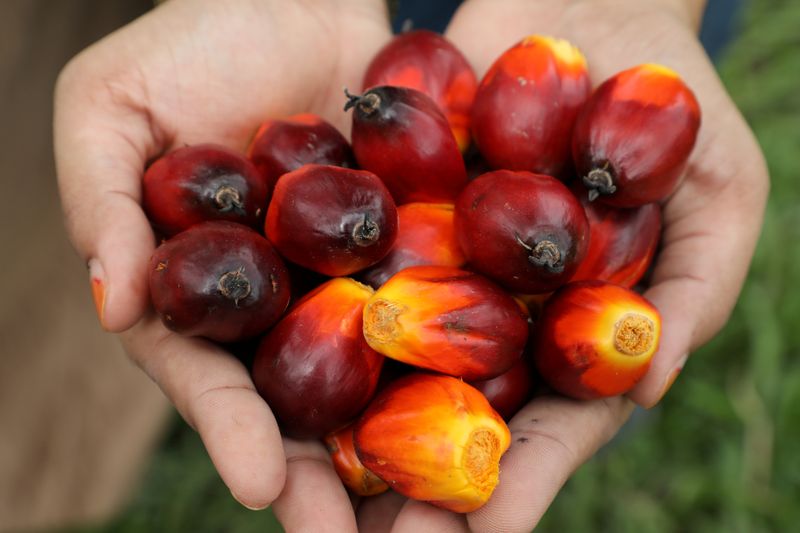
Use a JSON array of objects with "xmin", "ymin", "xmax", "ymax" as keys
[
  {"xmin": 471, "ymin": 35, "xmax": 591, "ymax": 179},
  {"xmin": 469, "ymin": 356, "xmax": 535, "ymax": 421},
  {"xmin": 363, "ymin": 30, "xmax": 478, "ymax": 152},
  {"xmin": 346, "ymin": 86, "xmax": 468, "ymax": 204},
  {"xmin": 535, "ymin": 281, "xmax": 661, "ymax": 400},
  {"xmin": 252, "ymin": 278, "xmax": 383, "ymax": 439},
  {"xmin": 570, "ymin": 185, "xmax": 661, "ymax": 287},
  {"xmin": 324, "ymin": 423, "xmax": 389, "ymax": 497},
  {"xmin": 572, "ymin": 64, "xmax": 701, "ymax": 207},
  {"xmin": 359, "ymin": 203, "xmax": 466, "ymax": 288},
  {"xmin": 354, "ymin": 374, "xmax": 511, "ymax": 513},
  {"xmin": 362, "ymin": 266, "xmax": 528, "ymax": 380}
]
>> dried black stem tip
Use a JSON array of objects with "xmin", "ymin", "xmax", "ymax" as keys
[
  {"xmin": 583, "ymin": 167, "xmax": 617, "ymax": 202},
  {"xmin": 218, "ymin": 267, "xmax": 251, "ymax": 305},
  {"xmin": 214, "ymin": 185, "xmax": 245, "ymax": 213},
  {"xmin": 516, "ymin": 234, "xmax": 563, "ymax": 273},
  {"xmin": 343, "ymin": 88, "xmax": 381, "ymax": 116},
  {"xmin": 352, "ymin": 213, "xmax": 380, "ymax": 247}
]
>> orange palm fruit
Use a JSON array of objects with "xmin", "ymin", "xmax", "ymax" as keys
[
  {"xmin": 324, "ymin": 423, "xmax": 389, "ymax": 497},
  {"xmin": 534, "ymin": 281, "xmax": 661, "ymax": 399},
  {"xmin": 362, "ymin": 266, "xmax": 529, "ymax": 380},
  {"xmin": 359, "ymin": 203, "xmax": 466, "ymax": 288},
  {"xmin": 354, "ymin": 374, "xmax": 511, "ymax": 513}
]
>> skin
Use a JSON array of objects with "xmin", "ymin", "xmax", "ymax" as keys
[{"xmin": 54, "ymin": 0, "xmax": 768, "ymax": 531}]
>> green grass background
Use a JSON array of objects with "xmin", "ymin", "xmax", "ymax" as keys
[{"xmin": 77, "ymin": 0, "xmax": 800, "ymax": 531}]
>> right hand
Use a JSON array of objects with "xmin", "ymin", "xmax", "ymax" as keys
[{"xmin": 54, "ymin": 1, "xmax": 390, "ymax": 529}]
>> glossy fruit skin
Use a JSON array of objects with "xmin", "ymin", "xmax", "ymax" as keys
[
  {"xmin": 247, "ymin": 113, "xmax": 354, "ymax": 192},
  {"xmin": 362, "ymin": 266, "xmax": 528, "ymax": 380},
  {"xmin": 265, "ymin": 164, "xmax": 398, "ymax": 276},
  {"xmin": 471, "ymin": 35, "xmax": 591, "ymax": 179},
  {"xmin": 252, "ymin": 278, "xmax": 383, "ymax": 439},
  {"xmin": 535, "ymin": 280, "xmax": 661, "ymax": 400},
  {"xmin": 455, "ymin": 170, "xmax": 589, "ymax": 294},
  {"xmin": 142, "ymin": 144, "xmax": 268, "ymax": 236},
  {"xmin": 570, "ymin": 185, "xmax": 661, "ymax": 287},
  {"xmin": 469, "ymin": 357, "xmax": 535, "ymax": 421},
  {"xmin": 359, "ymin": 203, "xmax": 466, "ymax": 288},
  {"xmin": 149, "ymin": 221, "xmax": 290, "ymax": 342},
  {"xmin": 354, "ymin": 374, "xmax": 511, "ymax": 513},
  {"xmin": 363, "ymin": 30, "xmax": 478, "ymax": 152},
  {"xmin": 573, "ymin": 63, "xmax": 701, "ymax": 207},
  {"xmin": 346, "ymin": 86, "xmax": 468, "ymax": 204},
  {"xmin": 324, "ymin": 423, "xmax": 389, "ymax": 496}
]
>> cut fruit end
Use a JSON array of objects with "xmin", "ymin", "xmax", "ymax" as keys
[
  {"xmin": 463, "ymin": 428, "xmax": 502, "ymax": 496},
  {"xmin": 363, "ymin": 298, "xmax": 405, "ymax": 344},
  {"xmin": 353, "ymin": 215, "xmax": 380, "ymax": 247},
  {"xmin": 213, "ymin": 185, "xmax": 245, "ymax": 213},
  {"xmin": 529, "ymin": 240, "xmax": 562, "ymax": 272},
  {"xmin": 583, "ymin": 168, "xmax": 617, "ymax": 200},
  {"xmin": 218, "ymin": 268, "xmax": 251, "ymax": 303},
  {"xmin": 614, "ymin": 313, "xmax": 655, "ymax": 356}
]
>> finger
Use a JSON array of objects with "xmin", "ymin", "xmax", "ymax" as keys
[
  {"xmin": 356, "ymin": 490, "xmax": 407, "ymax": 532},
  {"xmin": 120, "ymin": 314, "xmax": 285, "ymax": 509},
  {"xmin": 271, "ymin": 438, "xmax": 359, "ymax": 533},
  {"xmin": 391, "ymin": 500, "xmax": 469, "ymax": 533},
  {"xmin": 467, "ymin": 395, "xmax": 635, "ymax": 533}
]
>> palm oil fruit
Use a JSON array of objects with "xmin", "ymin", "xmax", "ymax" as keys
[
  {"xmin": 572, "ymin": 63, "xmax": 701, "ymax": 207},
  {"xmin": 570, "ymin": 186, "xmax": 661, "ymax": 287},
  {"xmin": 362, "ymin": 30, "xmax": 478, "ymax": 152},
  {"xmin": 469, "ymin": 356, "xmax": 535, "ymax": 421},
  {"xmin": 247, "ymin": 113, "xmax": 354, "ymax": 192},
  {"xmin": 455, "ymin": 170, "xmax": 589, "ymax": 294},
  {"xmin": 142, "ymin": 144, "xmax": 268, "ymax": 236},
  {"xmin": 359, "ymin": 203, "xmax": 466, "ymax": 288},
  {"xmin": 362, "ymin": 265, "xmax": 528, "ymax": 380},
  {"xmin": 354, "ymin": 374, "xmax": 511, "ymax": 513},
  {"xmin": 535, "ymin": 280, "xmax": 661, "ymax": 400},
  {"xmin": 265, "ymin": 164, "xmax": 398, "ymax": 276},
  {"xmin": 252, "ymin": 278, "xmax": 383, "ymax": 439},
  {"xmin": 324, "ymin": 423, "xmax": 389, "ymax": 496},
  {"xmin": 149, "ymin": 221, "xmax": 290, "ymax": 342},
  {"xmin": 471, "ymin": 35, "xmax": 591, "ymax": 178},
  {"xmin": 345, "ymin": 85, "xmax": 468, "ymax": 204}
]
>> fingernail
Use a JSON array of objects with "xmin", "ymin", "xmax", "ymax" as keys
[
  {"xmin": 230, "ymin": 490, "xmax": 268, "ymax": 511},
  {"xmin": 656, "ymin": 353, "xmax": 688, "ymax": 404},
  {"xmin": 88, "ymin": 259, "xmax": 107, "ymax": 328}
]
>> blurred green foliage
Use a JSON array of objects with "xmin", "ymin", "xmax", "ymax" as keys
[{"xmin": 78, "ymin": 0, "xmax": 800, "ymax": 531}]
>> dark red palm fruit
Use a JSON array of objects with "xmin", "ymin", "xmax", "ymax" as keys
[
  {"xmin": 252, "ymin": 278, "xmax": 383, "ymax": 439},
  {"xmin": 148, "ymin": 221, "xmax": 290, "ymax": 342},
  {"xmin": 362, "ymin": 266, "xmax": 529, "ymax": 380},
  {"xmin": 359, "ymin": 203, "xmax": 466, "ymax": 288},
  {"xmin": 535, "ymin": 280, "xmax": 661, "ymax": 400},
  {"xmin": 142, "ymin": 144, "xmax": 268, "ymax": 236},
  {"xmin": 265, "ymin": 164, "xmax": 398, "ymax": 276},
  {"xmin": 471, "ymin": 35, "xmax": 591, "ymax": 179},
  {"xmin": 362, "ymin": 30, "xmax": 478, "ymax": 153},
  {"xmin": 454, "ymin": 170, "xmax": 589, "ymax": 294},
  {"xmin": 469, "ymin": 357, "xmax": 535, "ymax": 421},
  {"xmin": 246, "ymin": 113, "xmax": 354, "ymax": 193},
  {"xmin": 572, "ymin": 63, "xmax": 701, "ymax": 207},
  {"xmin": 324, "ymin": 423, "xmax": 389, "ymax": 497},
  {"xmin": 570, "ymin": 184, "xmax": 661, "ymax": 288},
  {"xmin": 345, "ymin": 86, "xmax": 468, "ymax": 204}
]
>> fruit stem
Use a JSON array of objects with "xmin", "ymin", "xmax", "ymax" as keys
[
  {"xmin": 343, "ymin": 88, "xmax": 380, "ymax": 116},
  {"xmin": 353, "ymin": 213, "xmax": 380, "ymax": 247},
  {"xmin": 516, "ymin": 234, "xmax": 563, "ymax": 273},
  {"xmin": 218, "ymin": 267, "xmax": 251, "ymax": 306},
  {"xmin": 214, "ymin": 185, "xmax": 245, "ymax": 213},
  {"xmin": 583, "ymin": 167, "xmax": 617, "ymax": 202},
  {"xmin": 614, "ymin": 313, "xmax": 655, "ymax": 356}
]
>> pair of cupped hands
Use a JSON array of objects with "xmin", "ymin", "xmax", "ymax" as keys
[{"xmin": 54, "ymin": 0, "xmax": 767, "ymax": 530}]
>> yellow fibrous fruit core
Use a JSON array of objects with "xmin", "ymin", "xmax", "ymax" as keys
[
  {"xmin": 463, "ymin": 428, "xmax": 502, "ymax": 495},
  {"xmin": 614, "ymin": 313, "xmax": 655, "ymax": 356},
  {"xmin": 363, "ymin": 298, "xmax": 405, "ymax": 344}
]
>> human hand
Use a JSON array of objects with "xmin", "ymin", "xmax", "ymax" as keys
[
  {"xmin": 54, "ymin": 0, "xmax": 390, "ymax": 528},
  {"xmin": 358, "ymin": 0, "xmax": 767, "ymax": 531}
]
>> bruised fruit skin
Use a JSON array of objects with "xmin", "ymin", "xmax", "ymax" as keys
[
  {"xmin": 346, "ymin": 86, "xmax": 467, "ymax": 204},
  {"xmin": 142, "ymin": 144, "xmax": 268, "ymax": 236},
  {"xmin": 362, "ymin": 30, "xmax": 478, "ymax": 152},
  {"xmin": 535, "ymin": 281, "xmax": 661, "ymax": 400},
  {"xmin": 471, "ymin": 35, "xmax": 591, "ymax": 178},
  {"xmin": 455, "ymin": 170, "xmax": 589, "ymax": 294},
  {"xmin": 469, "ymin": 357, "xmax": 535, "ymax": 421},
  {"xmin": 252, "ymin": 278, "xmax": 383, "ymax": 439},
  {"xmin": 247, "ymin": 113, "xmax": 354, "ymax": 192},
  {"xmin": 149, "ymin": 221, "xmax": 290, "ymax": 342},
  {"xmin": 265, "ymin": 164, "xmax": 398, "ymax": 276},
  {"xmin": 359, "ymin": 203, "xmax": 466, "ymax": 288},
  {"xmin": 354, "ymin": 374, "xmax": 511, "ymax": 513},
  {"xmin": 324, "ymin": 423, "xmax": 389, "ymax": 496},
  {"xmin": 570, "ymin": 185, "xmax": 661, "ymax": 287},
  {"xmin": 573, "ymin": 64, "xmax": 701, "ymax": 207},
  {"xmin": 362, "ymin": 266, "xmax": 528, "ymax": 380}
]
